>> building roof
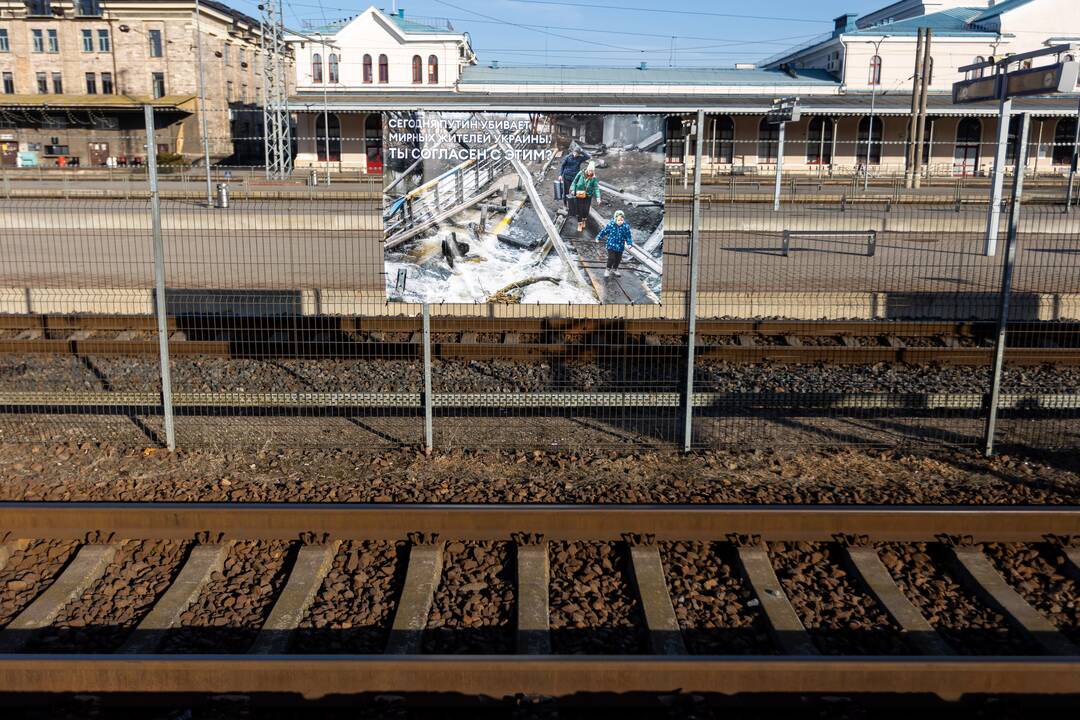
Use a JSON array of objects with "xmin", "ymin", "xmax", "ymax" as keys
[
  {"xmin": 847, "ymin": 7, "xmax": 997, "ymax": 36},
  {"xmin": 387, "ymin": 13, "xmax": 455, "ymax": 34},
  {"xmin": 201, "ymin": 0, "xmax": 261, "ymax": 30},
  {"xmin": 289, "ymin": 89, "xmax": 1079, "ymax": 116},
  {"xmin": 296, "ymin": 9, "xmax": 455, "ymax": 38},
  {"xmin": 0, "ymin": 94, "xmax": 198, "ymax": 111},
  {"xmin": 971, "ymin": 0, "xmax": 1035, "ymax": 22},
  {"xmin": 458, "ymin": 65, "xmax": 840, "ymax": 86}
]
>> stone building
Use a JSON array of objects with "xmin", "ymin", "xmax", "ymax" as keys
[
  {"xmin": 287, "ymin": 5, "xmax": 474, "ymax": 171},
  {"xmin": 0, "ymin": 0, "xmax": 292, "ymax": 167},
  {"xmin": 760, "ymin": 0, "xmax": 1080, "ymax": 176},
  {"xmin": 291, "ymin": 1, "xmax": 1078, "ymax": 179}
]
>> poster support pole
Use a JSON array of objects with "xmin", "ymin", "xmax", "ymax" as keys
[
  {"xmin": 422, "ymin": 302, "xmax": 433, "ymax": 453},
  {"xmin": 684, "ymin": 109, "xmax": 704, "ymax": 452}
]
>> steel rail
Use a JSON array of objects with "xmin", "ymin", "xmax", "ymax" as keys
[
  {"xmin": 0, "ymin": 656, "xmax": 1075, "ymax": 699},
  {"xmin": 0, "ymin": 503, "xmax": 1076, "ymax": 542},
  {"xmin": 0, "ymin": 504, "xmax": 1077, "ymax": 699}
]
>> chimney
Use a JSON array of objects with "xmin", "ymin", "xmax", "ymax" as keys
[
  {"xmin": 833, "ymin": 13, "xmax": 858, "ymax": 36},
  {"xmin": 639, "ymin": 61, "xmax": 648, "ymax": 70},
  {"xmin": 398, "ymin": 8, "xmax": 405, "ymax": 18}
]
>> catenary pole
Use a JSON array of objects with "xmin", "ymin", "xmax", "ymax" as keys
[
  {"xmin": 683, "ymin": 109, "xmax": 705, "ymax": 452},
  {"xmin": 984, "ymin": 112, "xmax": 1030, "ymax": 457},
  {"xmin": 773, "ymin": 121, "xmax": 785, "ymax": 212},
  {"xmin": 144, "ymin": 104, "xmax": 176, "ymax": 452},
  {"xmin": 194, "ymin": 0, "xmax": 212, "ymax": 206},
  {"xmin": 905, "ymin": 28, "xmax": 925, "ymax": 188},
  {"xmin": 913, "ymin": 28, "xmax": 932, "ymax": 189}
]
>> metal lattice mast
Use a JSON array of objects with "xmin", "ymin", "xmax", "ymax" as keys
[{"xmin": 260, "ymin": 0, "xmax": 292, "ymax": 179}]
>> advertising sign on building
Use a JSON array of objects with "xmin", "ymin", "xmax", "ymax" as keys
[{"xmin": 382, "ymin": 111, "xmax": 666, "ymax": 305}]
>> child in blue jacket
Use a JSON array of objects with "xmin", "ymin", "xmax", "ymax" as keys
[{"xmin": 595, "ymin": 210, "xmax": 633, "ymax": 278}]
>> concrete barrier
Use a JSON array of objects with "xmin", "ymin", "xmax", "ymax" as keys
[{"xmin": 2, "ymin": 288, "xmax": 1077, "ymax": 321}]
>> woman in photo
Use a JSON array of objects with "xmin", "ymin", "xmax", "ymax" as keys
[
  {"xmin": 596, "ymin": 209, "xmax": 633, "ymax": 278},
  {"xmin": 569, "ymin": 161, "xmax": 601, "ymax": 233}
]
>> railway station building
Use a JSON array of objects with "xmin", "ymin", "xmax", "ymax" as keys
[
  {"xmin": 0, "ymin": 0, "xmax": 291, "ymax": 168},
  {"xmin": 289, "ymin": 0, "xmax": 1080, "ymax": 179}
]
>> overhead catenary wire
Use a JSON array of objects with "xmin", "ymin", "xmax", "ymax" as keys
[
  {"xmin": 505, "ymin": 0, "xmax": 832, "ymax": 24},
  {"xmin": 431, "ymin": 0, "xmax": 646, "ymax": 53}
]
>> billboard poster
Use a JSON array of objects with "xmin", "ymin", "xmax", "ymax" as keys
[{"xmin": 383, "ymin": 112, "xmax": 666, "ymax": 305}]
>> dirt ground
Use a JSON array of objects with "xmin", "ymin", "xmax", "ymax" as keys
[{"xmin": 0, "ymin": 442, "xmax": 1077, "ymax": 505}]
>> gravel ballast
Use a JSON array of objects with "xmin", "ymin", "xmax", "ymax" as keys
[
  {"xmin": 424, "ymin": 541, "xmax": 514, "ymax": 654},
  {"xmin": 0, "ymin": 540, "xmax": 79, "ymax": 628},
  {"xmin": 160, "ymin": 540, "xmax": 291, "ymax": 654},
  {"xmin": 292, "ymin": 541, "xmax": 407, "ymax": 654},
  {"xmin": 548, "ymin": 541, "xmax": 648, "ymax": 655},
  {"xmin": 4, "ymin": 353, "xmax": 1080, "ymax": 394},
  {"xmin": 880, "ymin": 543, "xmax": 1040, "ymax": 656},
  {"xmin": 26, "ymin": 539, "xmax": 188, "ymax": 653},
  {"xmin": 0, "ymin": 443, "xmax": 1076, "ymax": 506},
  {"xmin": 661, "ymin": 541, "xmax": 773, "ymax": 654},
  {"xmin": 769, "ymin": 542, "xmax": 911, "ymax": 655}
]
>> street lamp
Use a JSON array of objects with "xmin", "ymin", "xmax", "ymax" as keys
[{"xmin": 864, "ymin": 36, "xmax": 889, "ymax": 193}]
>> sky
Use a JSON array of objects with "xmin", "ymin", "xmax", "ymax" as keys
[{"xmin": 224, "ymin": 0, "xmax": 888, "ymax": 68}]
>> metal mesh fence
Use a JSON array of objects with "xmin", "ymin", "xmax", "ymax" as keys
[{"xmin": 0, "ymin": 106, "xmax": 1077, "ymax": 454}]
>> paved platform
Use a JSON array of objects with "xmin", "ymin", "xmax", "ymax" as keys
[{"xmin": 0, "ymin": 200, "xmax": 1077, "ymax": 320}]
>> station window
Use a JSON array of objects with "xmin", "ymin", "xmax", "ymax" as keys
[
  {"xmin": 363, "ymin": 54, "xmax": 372, "ymax": 83},
  {"xmin": 152, "ymin": 71, "xmax": 165, "ymax": 98},
  {"xmin": 311, "ymin": 53, "xmax": 322, "ymax": 83},
  {"xmin": 82, "ymin": 29, "xmax": 93, "ymax": 52},
  {"xmin": 26, "ymin": 1, "xmax": 51, "ymax": 16},
  {"xmin": 328, "ymin": 53, "xmax": 339, "ymax": 83},
  {"xmin": 85, "ymin": 72, "xmax": 96, "ymax": 94},
  {"xmin": 428, "ymin": 54, "xmax": 438, "ymax": 84},
  {"xmin": 148, "ymin": 29, "xmax": 163, "ymax": 58},
  {"xmin": 31, "ymin": 28, "xmax": 43, "ymax": 53},
  {"xmin": 36, "ymin": 71, "xmax": 47, "ymax": 93},
  {"xmin": 869, "ymin": 55, "xmax": 882, "ymax": 85},
  {"xmin": 806, "ymin": 117, "xmax": 834, "ymax": 165},
  {"xmin": 101, "ymin": 71, "xmax": 113, "ymax": 94},
  {"xmin": 0, "ymin": 29, "xmax": 9, "ymax": 52},
  {"xmin": 757, "ymin": 118, "xmax": 779, "ymax": 164},
  {"xmin": 51, "ymin": 71, "xmax": 62, "ymax": 93},
  {"xmin": 2, "ymin": 72, "xmax": 13, "ymax": 94},
  {"xmin": 47, "ymin": 28, "xmax": 58, "ymax": 53},
  {"xmin": 76, "ymin": 0, "xmax": 101, "ymax": 16},
  {"xmin": 97, "ymin": 28, "xmax": 110, "ymax": 53},
  {"xmin": 379, "ymin": 54, "xmax": 388, "ymax": 83},
  {"xmin": 412, "ymin": 55, "xmax": 422, "ymax": 84}
]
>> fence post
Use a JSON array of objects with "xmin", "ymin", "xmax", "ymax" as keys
[
  {"xmin": 144, "ymin": 104, "xmax": 176, "ymax": 452},
  {"xmin": 984, "ymin": 112, "xmax": 1030, "ymax": 457},
  {"xmin": 422, "ymin": 302, "xmax": 433, "ymax": 453},
  {"xmin": 683, "ymin": 109, "xmax": 705, "ymax": 452}
]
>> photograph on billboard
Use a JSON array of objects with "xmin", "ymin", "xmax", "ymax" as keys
[{"xmin": 383, "ymin": 112, "xmax": 665, "ymax": 305}]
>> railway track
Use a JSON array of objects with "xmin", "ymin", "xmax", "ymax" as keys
[
  {"xmin": 1, "ymin": 315, "xmax": 1077, "ymax": 366},
  {"xmin": 0, "ymin": 503, "xmax": 1077, "ymax": 703}
]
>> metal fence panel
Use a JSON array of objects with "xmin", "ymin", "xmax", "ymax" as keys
[{"xmin": 0, "ymin": 109, "xmax": 1077, "ymax": 455}]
